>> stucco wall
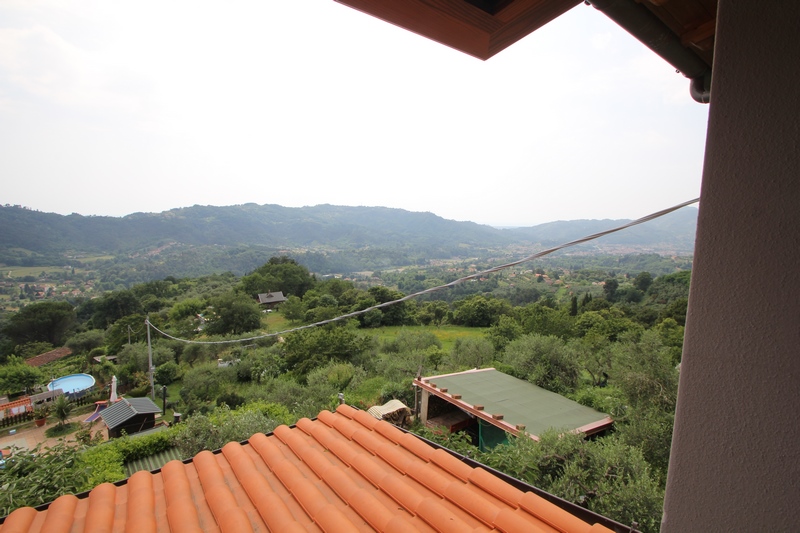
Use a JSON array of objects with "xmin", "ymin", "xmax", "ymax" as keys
[{"xmin": 662, "ymin": 1, "xmax": 800, "ymax": 531}]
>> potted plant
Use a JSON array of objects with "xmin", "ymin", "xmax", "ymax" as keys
[{"xmin": 33, "ymin": 404, "xmax": 49, "ymax": 427}]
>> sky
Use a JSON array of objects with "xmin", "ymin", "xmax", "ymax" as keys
[{"xmin": 0, "ymin": 0, "xmax": 709, "ymax": 227}]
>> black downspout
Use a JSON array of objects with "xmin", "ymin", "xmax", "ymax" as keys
[{"xmin": 588, "ymin": 0, "xmax": 712, "ymax": 103}]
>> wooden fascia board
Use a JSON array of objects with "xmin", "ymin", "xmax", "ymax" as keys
[
  {"xmin": 575, "ymin": 416, "xmax": 614, "ymax": 436},
  {"xmin": 335, "ymin": 0, "xmax": 496, "ymax": 59},
  {"xmin": 489, "ymin": 0, "xmax": 583, "ymax": 57},
  {"xmin": 334, "ymin": 0, "xmax": 581, "ymax": 60}
]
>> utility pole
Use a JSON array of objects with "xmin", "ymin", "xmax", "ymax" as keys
[{"xmin": 146, "ymin": 316, "xmax": 155, "ymax": 401}]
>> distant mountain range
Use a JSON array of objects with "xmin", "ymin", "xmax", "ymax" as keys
[{"xmin": 0, "ymin": 204, "xmax": 696, "ymax": 274}]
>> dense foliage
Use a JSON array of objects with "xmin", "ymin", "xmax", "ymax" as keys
[{"xmin": 0, "ymin": 253, "xmax": 690, "ymax": 530}]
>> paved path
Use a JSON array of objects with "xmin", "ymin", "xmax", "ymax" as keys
[{"xmin": 0, "ymin": 414, "xmax": 108, "ymax": 452}]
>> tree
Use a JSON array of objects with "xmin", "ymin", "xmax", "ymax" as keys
[
  {"xmin": 634, "ymin": 271, "xmax": 654, "ymax": 292},
  {"xmin": 574, "ymin": 309, "xmax": 641, "ymax": 342},
  {"xmin": 280, "ymin": 295, "xmax": 306, "ymax": 322},
  {"xmin": 603, "ymin": 278, "xmax": 619, "ymax": 302},
  {"xmin": 65, "ymin": 329, "xmax": 105, "ymax": 355},
  {"xmin": 116, "ymin": 342, "xmax": 175, "ymax": 374},
  {"xmin": 485, "ymin": 315, "xmax": 523, "ymax": 351},
  {"xmin": 452, "ymin": 295, "xmax": 510, "ymax": 328},
  {"xmin": 644, "ymin": 270, "xmax": 691, "ymax": 305},
  {"xmin": 367, "ymin": 286, "xmax": 408, "ymax": 326},
  {"xmin": 0, "ymin": 358, "xmax": 45, "ymax": 395},
  {"xmin": 660, "ymin": 297, "xmax": 689, "ymax": 326},
  {"xmin": 283, "ymin": 327, "xmax": 373, "ymax": 375},
  {"xmin": 104, "ymin": 314, "xmax": 148, "ymax": 354},
  {"xmin": 13, "ymin": 341, "xmax": 54, "ymax": 359},
  {"xmin": 154, "ymin": 361, "xmax": 180, "ymax": 385},
  {"xmin": 179, "ymin": 363, "xmax": 230, "ymax": 404},
  {"xmin": 502, "ymin": 334, "xmax": 580, "ymax": 394},
  {"xmin": 2, "ymin": 301, "xmax": 76, "ymax": 346},
  {"xmin": 448, "ymin": 337, "xmax": 495, "ymax": 370},
  {"xmin": 517, "ymin": 303, "xmax": 575, "ymax": 339},
  {"xmin": 424, "ymin": 301, "xmax": 449, "ymax": 327},
  {"xmin": 52, "ymin": 395, "xmax": 73, "ymax": 426},
  {"xmin": 168, "ymin": 298, "xmax": 206, "ymax": 322},
  {"xmin": 91, "ymin": 290, "xmax": 143, "ymax": 329},
  {"xmin": 569, "ymin": 295, "xmax": 578, "ymax": 316},
  {"xmin": 239, "ymin": 256, "xmax": 316, "ymax": 299},
  {"xmin": 574, "ymin": 336, "xmax": 613, "ymax": 387},
  {"xmin": 610, "ymin": 331, "xmax": 679, "ymax": 412},
  {"xmin": 382, "ymin": 330, "xmax": 441, "ymax": 354},
  {"xmin": 205, "ymin": 293, "xmax": 262, "ymax": 336}
]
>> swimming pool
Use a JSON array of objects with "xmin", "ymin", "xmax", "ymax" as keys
[{"xmin": 48, "ymin": 373, "xmax": 96, "ymax": 394}]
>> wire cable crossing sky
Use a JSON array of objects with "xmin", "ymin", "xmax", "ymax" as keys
[{"xmin": 144, "ymin": 197, "xmax": 699, "ymax": 345}]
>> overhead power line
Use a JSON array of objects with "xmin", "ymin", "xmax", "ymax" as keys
[{"xmin": 145, "ymin": 197, "xmax": 700, "ymax": 345}]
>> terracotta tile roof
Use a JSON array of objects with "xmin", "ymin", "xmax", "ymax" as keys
[
  {"xmin": 0, "ymin": 404, "xmax": 616, "ymax": 532},
  {"xmin": 24, "ymin": 347, "xmax": 72, "ymax": 367}
]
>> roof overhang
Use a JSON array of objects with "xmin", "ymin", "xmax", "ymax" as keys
[
  {"xmin": 334, "ymin": 0, "xmax": 582, "ymax": 60},
  {"xmin": 334, "ymin": 0, "xmax": 717, "ymax": 102}
]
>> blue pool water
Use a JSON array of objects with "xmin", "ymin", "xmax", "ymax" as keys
[{"xmin": 48, "ymin": 373, "xmax": 96, "ymax": 394}]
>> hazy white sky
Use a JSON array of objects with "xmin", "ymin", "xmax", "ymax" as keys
[{"xmin": 0, "ymin": 0, "xmax": 708, "ymax": 227}]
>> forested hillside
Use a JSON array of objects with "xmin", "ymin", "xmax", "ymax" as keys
[
  {"xmin": 0, "ymin": 255, "xmax": 691, "ymax": 531},
  {"xmin": 0, "ymin": 204, "xmax": 697, "ymax": 276}
]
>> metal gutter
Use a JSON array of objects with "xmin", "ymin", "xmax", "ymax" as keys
[{"xmin": 588, "ymin": 0, "xmax": 712, "ymax": 103}]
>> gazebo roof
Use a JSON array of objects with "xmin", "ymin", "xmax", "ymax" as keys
[
  {"xmin": 415, "ymin": 368, "xmax": 613, "ymax": 439},
  {"xmin": 99, "ymin": 397, "xmax": 161, "ymax": 430}
]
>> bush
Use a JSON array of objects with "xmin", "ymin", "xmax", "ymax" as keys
[
  {"xmin": 379, "ymin": 378, "xmax": 414, "ymax": 406},
  {"xmin": 109, "ymin": 430, "xmax": 177, "ymax": 462},
  {"xmin": 65, "ymin": 330, "xmax": 105, "ymax": 355},
  {"xmin": 502, "ymin": 334, "xmax": 580, "ymax": 394},
  {"xmin": 82, "ymin": 444, "xmax": 126, "ymax": 487},
  {"xmin": 44, "ymin": 422, "xmax": 80, "ymax": 438},
  {"xmin": 155, "ymin": 361, "xmax": 180, "ymax": 385},
  {"xmin": 447, "ymin": 337, "xmax": 495, "ymax": 371},
  {"xmin": 173, "ymin": 404, "xmax": 283, "ymax": 458},
  {"xmin": 217, "ymin": 392, "xmax": 246, "ymax": 409},
  {"xmin": 0, "ymin": 441, "xmax": 88, "ymax": 516},
  {"xmin": 418, "ymin": 427, "xmax": 664, "ymax": 533}
]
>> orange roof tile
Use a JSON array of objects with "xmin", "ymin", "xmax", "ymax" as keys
[
  {"xmin": 24, "ymin": 347, "xmax": 73, "ymax": 367},
  {"xmin": 0, "ymin": 404, "xmax": 617, "ymax": 533}
]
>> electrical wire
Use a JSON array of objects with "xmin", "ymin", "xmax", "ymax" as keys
[{"xmin": 145, "ymin": 197, "xmax": 700, "ymax": 345}]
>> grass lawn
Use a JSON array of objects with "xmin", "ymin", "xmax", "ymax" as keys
[
  {"xmin": 366, "ymin": 325, "xmax": 488, "ymax": 353},
  {"xmin": 4, "ymin": 266, "xmax": 69, "ymax": 278},
  {"xmin": 262, "ymin": 311, "xmax": 290, "ymax": 333},
  {"xmin": 159, "ymin": 381, "xmax": 183, "ymax": 422},
  {"xmin": 79, "ymin": 255, "xmax": 115, "ymax": 262},
  {"xmin": 44, "ymin": 422, "xmax": 80, "ymax": 438}
]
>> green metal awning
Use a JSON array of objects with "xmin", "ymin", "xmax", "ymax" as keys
[{"xmin": 415, "ymin": 368, "xmax": 612, "ymax": 440}]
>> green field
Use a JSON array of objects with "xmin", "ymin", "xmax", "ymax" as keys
[
  {"xmin": 366, "ymin": 324, "xmax": 488, "ymax": 353},
  {"xmin": 4, "ymin": 266, "xmax": 70, "ymax": 278},
  {"xmin": 262, "ymin": 312, "xmax": 290, "ymax": 332},
  {"xmin": 78, "ymin": 255, "xmax": 115, "ymax": 263}
]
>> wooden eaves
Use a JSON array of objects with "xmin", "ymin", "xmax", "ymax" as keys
[{"xmin": 334, "ymin": 0, "xmax": 582, "ymax": 60}]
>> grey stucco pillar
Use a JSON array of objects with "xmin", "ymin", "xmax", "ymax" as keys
[{"xmin": 661, "ymin": 1, "xmax": 800, "ymax": 531}]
